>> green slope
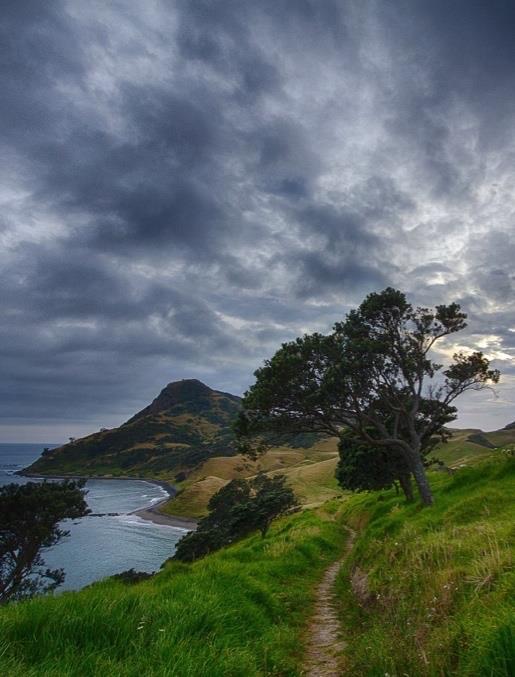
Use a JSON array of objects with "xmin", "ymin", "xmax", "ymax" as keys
[
  {"xmin": 0, "ymin": 504, "xmax": 348, "ymax": 676},
  {"xmin": 431, "ymin": 425, "xmax": 515, "ymax": 466},
  {"xmin": 25, "ymin": 380, "xmax": 242, "ymax": 480},
  {"xmin": 336, "ymin": 457, "xmax": 515, "ymax": 676},
  {"xmin": 1, "ymin": 457, "xmax": 513, "ymax": 675}
]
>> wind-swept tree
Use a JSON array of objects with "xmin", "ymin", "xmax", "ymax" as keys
[
  {"xmin": 236, "ymin": 288, "xmax": 499, "ymax": 506},
  {"xmin": 336, "ymin": 429, "xmax": 415, "ymax": 500},
  {"xmin": 0, "ymin": 480, "xmax": 89, "ymax": 603},
  {"xmin": 174, "ymin": 474, "xmax": 297, "ymax": 562}
]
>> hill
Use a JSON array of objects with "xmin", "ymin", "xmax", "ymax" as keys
[
  {"xmin": 164, "ymin": 424, "xmax": 514, "ymax": 519},
  {"xmin": 431, "ymin": 426, "xmax": 515, "ymax": 466},
  {"xmin": 24, "ymin": 379, "xmax": 342, "ymax": 515},
  {"xmin": 1, "ymin": 456, "xmax": 513, "ymax": 675},
  {"xmin": 23, "ymin": 378, "xmax": 514, "ymax": 520},
  {"xmin": 25, "ymin": 379, "xmax": 242, "ymax": 479}
]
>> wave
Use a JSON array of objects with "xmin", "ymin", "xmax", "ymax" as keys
[{"xmin": 116, "ymin": 514, "xmax": 187, "ymax": 531}]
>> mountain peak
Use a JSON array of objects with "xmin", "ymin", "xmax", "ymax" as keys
[
  {"xmin": 163, "ymin": 378, "xmax": 213, "ymax": 396},
  {"xmin": 24, "ymin": 377, "xmax": 242, "ymax": 477},
  {"xmin": 125, "ymin": 379, "xmax": 217, "ymax": 424}
]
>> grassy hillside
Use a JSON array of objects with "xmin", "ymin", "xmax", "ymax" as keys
[
  {"xmin": 431, "ymin": 426, "xmax": 515, "ymax": 467},
  {"xmin": 0, "ymin": 505, "xmax": 348, "ymax": 677},
  {"xmin": 25, "ymin": 380, "xmax": 242, "ymax": 479},
  {"xmin": 0, "ymin": 456, "xmax": 513, "ymax": 675},
  {"xmin": 162, "ymin": 439, "xmax": 340, "ymax": 518},
  {"xmin": 336, "ymin": 456, "xmax": 515, "ymax": 676}
]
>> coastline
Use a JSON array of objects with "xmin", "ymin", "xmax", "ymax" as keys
[
  {"xmin": 19, "ymin": 472, "xmax": 198, "ymax": 531},
  {"xmin": 131, "ymin": 499, "xmax": 198, "ymax": 530}
]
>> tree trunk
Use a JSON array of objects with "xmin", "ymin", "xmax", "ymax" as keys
[
  {"xmin": 398, "ymin": 473, "xmax": 414, "ymax": 502},
  {"xmin": 408, "ymin": 452, "xmax": 433, "ymax": 506}
]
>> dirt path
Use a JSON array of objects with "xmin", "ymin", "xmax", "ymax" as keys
[{"xmin": 303, "ymin": 526, "xmax": 356, "ymax": 677}]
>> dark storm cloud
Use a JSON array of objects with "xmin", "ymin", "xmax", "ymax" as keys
[
  {"xmin": 0, "ymin": 2, "xmax": 85, "ymax": 133},
  {"xmin": 372, "ymin": 1, "xmax": 515, "ymax": 196},
  {"xmin": 2, "ymin": 0, "xmax": 515, "ymax": 439}
]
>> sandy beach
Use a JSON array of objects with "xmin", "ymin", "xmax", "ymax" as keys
[
  {"xmin": 132, "ymin": 498, "xmax": 198, "ymax": 530},
  {"xmin": 20, "ymin": 471, "xmax": 198, "ymax": 530}
]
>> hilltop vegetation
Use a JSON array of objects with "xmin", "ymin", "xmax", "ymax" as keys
[
  {"xmin": 25, "ymin": 380, "xmax": 242, "ymax": 479},
  {"xmin": 0, "ymin": 456, "xmax": 513, "ymax": 675}
]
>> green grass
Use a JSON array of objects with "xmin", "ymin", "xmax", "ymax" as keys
[
  {"xmin": 430, "ymin": 426, "xmax": 515, "ymax": 468},
  {"xmin": 3, "ymin": 453, "xmax": 513, "ymax": 676},
  {"xmin": 0, "ymin": 504, "xmax": 348, "ymax": 676},
  {"xmin": 335, "ymin": 456, "xmax": 515, "ymax": 676}
]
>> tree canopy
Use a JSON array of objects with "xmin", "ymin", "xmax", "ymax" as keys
[
  {"xmin": 174, "ymin": 474, "xmax": 297, "ymax": 562},
  {"xmin": 237, "ymin": 288, "xmax": 500, "ymax": 505},
  {"xmin": 0, "ymin": 480, "xmax": 89, "ymax": 603}
]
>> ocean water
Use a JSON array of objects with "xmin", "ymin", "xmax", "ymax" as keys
[{"xmin": 0, "ymin": 443, "xmax": 187, "ymax": 591}]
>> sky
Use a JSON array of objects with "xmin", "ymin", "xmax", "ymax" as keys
[{"xmin": 2, "ymin": 1, "xmax": 515, "ymax": 442}]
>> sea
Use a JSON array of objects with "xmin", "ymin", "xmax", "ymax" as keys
[{"xmin": 0, "ymin": 443, "xmax": 188, "ymax": 591}]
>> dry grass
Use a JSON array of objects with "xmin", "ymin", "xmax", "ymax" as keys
[
  {"xmin": 161, "ymin": 437, "xmax": 340, "ymax": 518},
  {"xmin": 269, "ymin": 457, "xmax": 341, "ymax": 506},
  {"xmin": 162, "ymin": 476, "xmax": 228, "ymax": 517},
  {"xmin": 163, "ymin": 448, "xmax": 341, "ymax": 518},
  {"xmin": 187, "ymin": 448, "xmax": 305, "ymax": 480}
]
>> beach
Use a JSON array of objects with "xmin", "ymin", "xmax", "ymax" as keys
[
  {"xmin": 132, "ymin": 498, "xmax": 198, "ymax": 530},
  {"xmin": 19, "ymin": 471, "xmax": 198, "ymax": 530}
]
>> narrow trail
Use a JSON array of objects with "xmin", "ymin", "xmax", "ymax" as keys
[{"xmin": 303, "ymin": 526, "xmax": 356, "ymax": 677}]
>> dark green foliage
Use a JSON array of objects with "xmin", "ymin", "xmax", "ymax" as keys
[
  {"xmin": 172, "ymin": 528, "xmax": 226, "ymax": 562},
  {"xmin": 239, "ymin": 288, "xmax": 500, "ymax": 506},
  {"xmin": 336, "ymin": 427, "xmax": 439, "ymax": 500},
  {"xmin": 466, "ymin": 432, "xmax": 497, "ymax": 449},
  {"xmin": 110, "ymin": 569, "xmax": 153, "ymax": 585},
  {"xmin": 250, "ymin": 474, "xmax": 300, "ymax": 537},
  {"xmin": 174, "ymin": 475, "xmax": 297, "ymax": 562},
  {"xmin": 476, "ymin": 623, "xmax": 515, "ymax": 676},
  {"xmin": 0, "ymin": 481, "xmax": 89, "ymax": 603},
  {"xmin": 336, "ymin": 430, "xmax": 405, "ymax": 492}
]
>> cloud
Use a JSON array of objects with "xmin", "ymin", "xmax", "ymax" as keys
[{"xmin": 2, "ymin": 0, "xmax": 515, "ymax": 439}]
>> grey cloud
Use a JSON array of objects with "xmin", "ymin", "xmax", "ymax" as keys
[{"xmin": 2, "ymin": 0, "xmax": 515, "ymax": 438}]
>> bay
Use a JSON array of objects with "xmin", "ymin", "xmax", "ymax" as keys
[{"xmin": 0, "ymin": 443, "xmax": 186, "ymax": 591}]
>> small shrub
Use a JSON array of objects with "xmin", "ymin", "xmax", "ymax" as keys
[{"xmin": 110, "ymin": 569, "xmax": 154, "ymax": 585}]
